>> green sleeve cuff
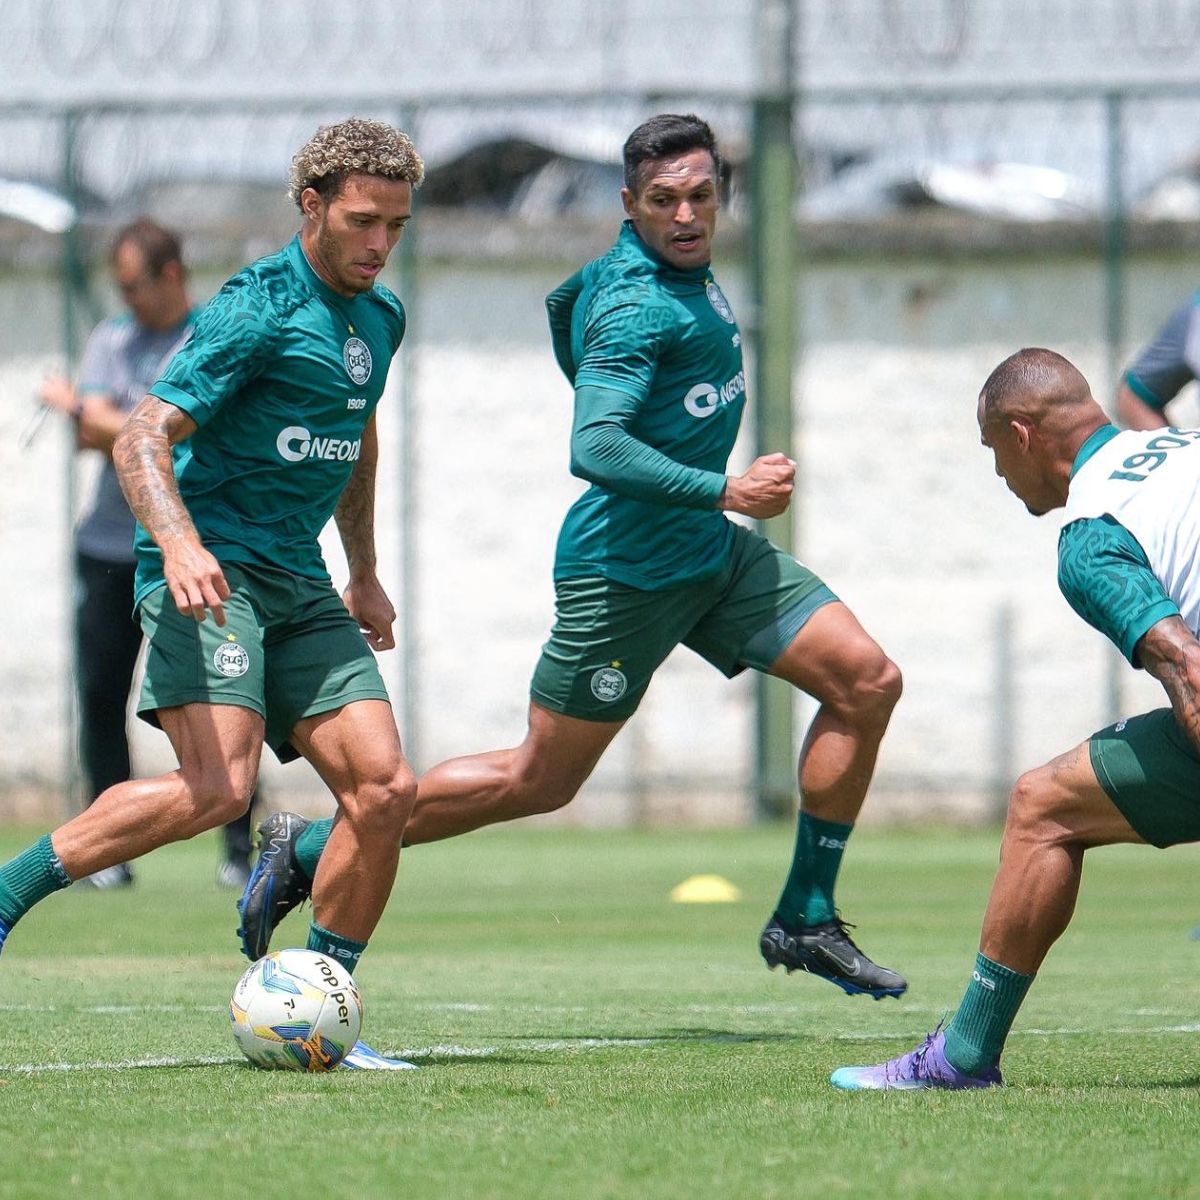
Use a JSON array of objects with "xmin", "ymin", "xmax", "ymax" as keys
[
  {"xmin": 1123, "ymin": 370, "xmax": 1167, "ymax": 410},
  {"xmin": 147, "ymin": 380, "xmax": 211, "ymax": 425},
  {"xmin": 1124, "ymin": 601, "xmax": 1182, "ymax": 667}
]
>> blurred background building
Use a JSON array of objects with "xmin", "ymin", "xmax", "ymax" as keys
[{"xmin": 2, "ymin": 0, "xmax": 1200, "ymax": 825}]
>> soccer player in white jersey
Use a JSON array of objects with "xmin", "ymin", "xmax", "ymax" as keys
[{"xmin": 833, "ymin": 347, "xmax": 1200, "ymax": 1090}]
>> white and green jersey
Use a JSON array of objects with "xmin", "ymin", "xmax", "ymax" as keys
[
  {"xmin": 1059, "ymin": 424, "xmax": 1200, "ymax": 662},
  {"xmin": 134, "ymin": 236, "xmax": 405, "ymax": 605},
  {"xmin": 546, "ymin": 222, "xmax": 745, "ymax": 589}
]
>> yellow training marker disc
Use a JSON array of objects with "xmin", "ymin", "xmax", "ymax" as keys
[{"xmin": 670, "ymin": 874, "xmax": 742, "ymax": 904}]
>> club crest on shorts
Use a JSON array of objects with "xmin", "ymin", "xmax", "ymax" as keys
[
  {"xmin": 213, "ymin": 638, "xmax": 250, "ymax": 678},
  {"xmin": 590, "ymin": 664, "xmax": 627, "ymax": 703},
  {"xmin": 706, "ymin": 281, "xmax": 735, "ymax": 324},
  {"xmin": 343, "ymin": 337, "xmax": 372, "ymax": 385}
]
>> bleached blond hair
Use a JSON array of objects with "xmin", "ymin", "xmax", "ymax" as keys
[{"xmin": 288, "ymin": 117, "xmax": 424, "ymax": 207}]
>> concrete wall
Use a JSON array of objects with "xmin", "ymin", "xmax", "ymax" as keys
[{"xmin": 2, "ymin": 246, "xmax": 1193, "ymax": 825}]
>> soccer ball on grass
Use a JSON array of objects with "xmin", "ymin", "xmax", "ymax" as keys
[{"xmin": 229, "ymin": 949, "xmax": 362, "ymax": 1071}]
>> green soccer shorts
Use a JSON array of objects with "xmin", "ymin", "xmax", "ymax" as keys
[
  {"xmin": 137, "ymin": 561, "xmax": 390, "ymax": 762},
  {"xmin": 1089, "ymin": 708, "xmax": 1200, "ymax": 847},
  {"xmin": 531, "ymin": 523, "xmax": 837, "ymax": 721}
]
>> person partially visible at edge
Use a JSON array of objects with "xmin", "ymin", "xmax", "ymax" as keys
[
  {"xmin": 238, "ymin": 112, "xmax": 908, "ymax": 1004},
  {"xmin": 38, "ymin": 218, "xmax": 256, "ymax": 891},
  {"xmin": 833, "ymin": 348, "xmax": 1200, "ymax": 1090},
  {"xmin": 1115, "ymin": 289, "xmax": 1200, "ymax": 430},
  {"xmin": 0, "ymin": 118, "xmax": 425, "ymax": 1071}
]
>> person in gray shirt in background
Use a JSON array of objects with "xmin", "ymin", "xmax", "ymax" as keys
[
  {"xmin": 1115, "ymin": 290, "xmax": 1200, "ymax": 430},
  {"xmin": 39, "ymin": 218, "xmax": 256, "ymax": 889}
]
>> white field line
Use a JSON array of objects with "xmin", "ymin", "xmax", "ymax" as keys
[
  {"xmin": 5, "ymin": 1055, "xmax": 243, "ymax": 1072},
  {"xmin": 0, "ymin": 1039, "xmax": 654, "ymax": 1074},
  {"xmin": 0, "ymin": 1004, "xmax": 227, "ymax": 1014},
  {"xmin": 5, "ymin": 999, "xmax": 1198, "ymax": 1023},
  {"xmin": 3, "ymin": 1025, "xmax": 1200, "ymax": 1074}
]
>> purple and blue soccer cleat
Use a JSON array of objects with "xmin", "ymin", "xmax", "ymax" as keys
[{"xmin": 830, "ymin": 1030, "xmax": 1002, "ymax": 1091}]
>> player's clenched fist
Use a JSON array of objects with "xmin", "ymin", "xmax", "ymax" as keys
[{"xmin": 718, "ymin": 452, "xmax": 796, "ymax": 519}]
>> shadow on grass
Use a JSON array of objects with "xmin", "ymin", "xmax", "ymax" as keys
[
  {"xmin": 400, "ymin": 1030, "xmax": 1200, "ymax": 1093},
  {"xmin": 1020, "ymin": 1074, "xmax": 1200, "ymax": 1091},
  {"xmin": 655, "ymin": 1027, "xmax": 815, "ymax": 1045},
  {"xmin": 394, "ymin": 1026, "xmax": 818, "ymax": 1069}
]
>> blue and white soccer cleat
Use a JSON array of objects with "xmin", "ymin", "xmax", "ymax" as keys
[
  {"xmin": 236, "ymin": 812, "xmax": 313, "ymax": 961},
  {"xmin": 340, "ymin": 1040, "xmax": 418, "ymax": 1071},
  {"xmin": 830, "ymin": 1030, "xmax": 1002, "ymax": 1091},
  {"xmin": 0, "ymin": 916, "xmax": 9, "ymax": 955}
]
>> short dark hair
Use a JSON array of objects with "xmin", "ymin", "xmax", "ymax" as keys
[
  {"xmin": 622, "ymin": 113, "xmax": 721, "ymax": 194},
  {"xmin": 979, "ymin": 347, "xmax": 1089, "ymax": 422},
  {"xmin": 111, "ymin": 217, "xmax": 183, "ymax": 278}
]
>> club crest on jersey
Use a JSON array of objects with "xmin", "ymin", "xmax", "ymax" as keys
[
  {"xmin": 343, "ymin": 337, "xmax": 372, "ymax": 385},
  {"xmin": 706, "ymin": 281, "xmax": 735, "ymax": 324},
  {"xmin": 213, "ymin": 638, "xmax": 250, "ymax": 678},
  {"xmin": 590, "ymin": 665, "xmax": 627, "ymax": 703}
]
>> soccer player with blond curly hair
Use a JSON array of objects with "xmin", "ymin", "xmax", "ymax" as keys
[{"xmin": 0, "ymin": 118, "xmax": 422, "ymax": 1069}]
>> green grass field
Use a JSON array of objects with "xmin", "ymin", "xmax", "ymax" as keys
[{"xmin": 1, "ymin": 822, "xmax": 1198, "ymax": 1199}]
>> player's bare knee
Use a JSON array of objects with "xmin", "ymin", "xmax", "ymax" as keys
[
  {"xmin": 211, "ymin": 794, "xmax": 252, "ymax": 828},
  {"xmin": 872, "ymin": 655, "xmax": 903, "ymax": 715},
  {"xmin": 835, "ymin": 651, "xmax": 903, "ymax": 729},
  {"xmin": 523, "ymin": 782, "xmax": 578, "ymax": 816},
  {"xmin": 503, "ymin": 763, "xmax": 581, "ymax": 817},
  {"xmin": 1003, "ymin": 768, "xmax": 1059, "ymax": 845},
  {"xmin": 186, "ymin": 775, "xmax": 256, "ymax": 832},
  {"xmin": 389, "ymin": 765, "xmax": 418, "ymax": 827},
  {"xmin": 345, "ymin": 766, "xmax": 416, "ymax": 836}
]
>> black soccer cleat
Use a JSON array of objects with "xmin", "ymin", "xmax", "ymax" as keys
[
  {"xmin": 760, "ymin": 914, "xmax": 907, "ymax": 999},
  {"xmin": 236, "ymin": 811, "xmax": 313, "ymax": 961}
]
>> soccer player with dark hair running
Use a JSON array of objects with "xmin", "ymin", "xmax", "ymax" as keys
[
  {"xmin": 239, "ymin": 112, "xmax": 908, "ymax": 1002},
  {"xmin": 0, "ymin": 118, "xmax": 424, "ymax": 1069},
  {"xmin": 832, "ymin": 348, "xmax": 1200, "ymax": 1090}
]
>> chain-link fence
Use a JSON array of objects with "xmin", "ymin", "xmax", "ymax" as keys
[{"xmin": 3, "ymin": 1, "xmax": 1200, "ymax": 825}]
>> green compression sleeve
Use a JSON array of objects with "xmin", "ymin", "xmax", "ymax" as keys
[{"xmin": 570, "ymin": 384, "xmax": 726, "ymax": 509}]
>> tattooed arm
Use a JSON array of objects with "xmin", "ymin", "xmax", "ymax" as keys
[
  {"xmin": 1137, "ymin": 616, "xmax": 1200, "ymax": 756},
  {"xmin": 335, "ymin": 414, "xmax": 395, "ymax": 651},
  {"xmin": 113, "ymin": 395, "xmax": 230, "ymax": 625}
]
